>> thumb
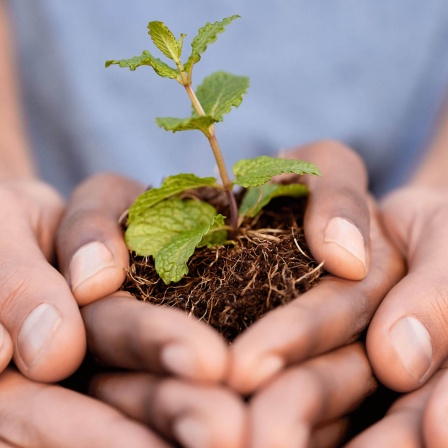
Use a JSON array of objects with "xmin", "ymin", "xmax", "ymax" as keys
[
  {"xmin": 57, "ymin": 173, "xmax": 145, "ymax": 306},
  {"xmin": 0, "ymin": 180, "xmax": 85, "ymax": 382},
  {"xmin": 368, "ymin": 186, "xmax": 448, "ymax": 391},
  {"xmin": 283, "ymin": 140, "xmax": 370, "ymax": 280}
]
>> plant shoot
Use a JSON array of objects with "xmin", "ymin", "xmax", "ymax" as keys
[{"xmin": 107, "ymin": 16, "xmax": 320, "ymax": 284}]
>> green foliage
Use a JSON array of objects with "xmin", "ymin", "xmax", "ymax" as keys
[
  {"xmin": 239, "ymin": 183, "xmax": 309, "ymax": 219},
  {"xmin": 233, "ymin": 156, "xmax": 321, "ymax": 188},
  {"xmin": 105, "ymin": 50, "xmax": 179, "ymax": 79},
  {"xmin": 196, "ymin": 72, "xmax": 250, "ymax": 121},
  {"xmin": 126, "ymin": 198, "xmax": 227, "ymax": 284},
  {"xmin": 185, "ymin": 15, "xmax": 240, "ymax": 72},
  {"xmin": 147, "ymin": 21, "xmax": 183, "ymax": 63},
  {"xmin": 128, "ymin": 174, "xmax": 218, "ymax": 222},
  {"xmin": 156, "ymin": 214, "xmax": 226, "ymax": 284}
]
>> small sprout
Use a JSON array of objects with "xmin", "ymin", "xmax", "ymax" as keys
[{"xmin": 107, "ymin": 16, "xmax": 320, "ymax": 284}]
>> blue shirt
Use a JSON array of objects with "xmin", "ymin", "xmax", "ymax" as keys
[{"xmin": 9, "ymin": 1, "xmax": 448, "ymax": 196}]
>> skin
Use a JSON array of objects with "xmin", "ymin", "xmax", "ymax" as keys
[
  {"xmin": 83, "ymin": 295, "xmax": 246, "ymax": 448},
  {"xmin": 0, "ymin": 294, "xmax": 246, "ymax": 448},
  {"xmin": 227, "ymin": 142, "xmax": 405, "ymax": 395},
  {"xmin": 366, "ymin": 102, "xmax": 448, "ymax": 393},
  {"xmin": 346, "ymin": 362, "xmax": 448, "ymax": 447}
]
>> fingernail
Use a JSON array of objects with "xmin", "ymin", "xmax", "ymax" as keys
[
  {"xmin": 324, "ymin": 217, "xmax": 366, "ymax": 268},
  {"xmin": 70, "ymin": 242, "xmax": 115, "ymax": 290},
  {"xmin": 18, "ymin": 303, "xmax": 62, "ymax": 369},
  {"xmin": 161, "ymin": 343, "xmax": 198, "ymax": 378},
  {"xmin": 389, "ymin": 317, "xmax": 432, "ymax": 381},
  {"xmin": 173, "ymin": 416, "xmax": 210, "ymax": 448}
]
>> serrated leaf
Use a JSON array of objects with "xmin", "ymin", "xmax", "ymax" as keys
[
  {"xmin": 195, "ymin": 72, "xmax": 249, "ymax": 121},
  {"xmin": 239, "ymin": 183, "xmax": 309, "ymax": 219},
  {"xmin": 185, "ymin": 15, "xmax": 240, "ymax": 72},
  {"xmin": 106, "ymin": 50, "xmax": 178, "ymax": 79},
  {"xmin": 126, "ymin": 198, "xmax": 221, "ymax": 258},
  {"xmin": 233, "ymin": 156, "xmax": 321, "ymax": 188},
  {"xmin": 128, "ymin": 173, "xmax": 218, "ymax": 222},
  {"xmin": 156, "ymin": 115, "xmax": 217, "ymax": 133},
  {"xmin": 147, "ymin": 21, "xmax": 181, "ymax": 63},
  {"xmin": 156, "ymin": 213, "xmax": 226, "ymax": 284}
]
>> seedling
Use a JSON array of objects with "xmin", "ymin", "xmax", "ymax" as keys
[{"xmin": 107, "ymin": 16, "xmax": 320, "ymax": 285}]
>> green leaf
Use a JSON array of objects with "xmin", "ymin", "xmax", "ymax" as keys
[
  {"xmin": 233, "ymin": 156, "xmax": 321, "ymax": 188},
  {"xmin": 106, "ymin": 50, "xmax": 178, "ymax": 79},
  {"xmin": 147, "ymin": 21, "xmax": 182, "ymax": 63},
  {"xmin": 126, "ymin": 197, "xmax": 219, "ymax": 256},
  {"xmin": 125, "ymin": 198, "xmax": 217, "ymax": 257},
  {"xmin": 195, "ymin": 72, "xmax": 250, "ymax": 121},
  {"xmin": 156, "ymin": 115, "xmax": 217, "ymax": 133},
  {"xmin": 156, "ymin": 213, "xmax": 226, "ymax": 284},
  {"xmin": 126, "ymin": 198, "xmax": 227, "ymax": 284},
  {"xmin": 128, "ymin": 173, "xmax": 218, "ymax": 222},
  {"xmin": 239, "ymin": 183, "xmax": 309, "ymax": 219},
  {"xmin": 185, "ymin": 15, "xmax": 240, "ymax": 72}
]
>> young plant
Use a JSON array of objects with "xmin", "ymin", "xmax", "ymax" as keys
[{"xmin": 107, "ymin": 15, "xmax": 320, "ymax": 285}]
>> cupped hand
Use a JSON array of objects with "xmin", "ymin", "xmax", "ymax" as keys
[
  {"xmin": 367, "ymin": 186, "xmax": 448, "ymax": 392},
  {"xmin": 228, "ymin": 141, "xmax": 405, "ymax": 394},
  {"xmin": 0, "ymin": 367, "xmax": 173, "ymax": 448},
  {"xmin": 247, "ymin": 342, "xmax": 376, "ymax": 448},
  {"xmin": 0, "ymin": 179, "xmax": 85, "ymax": 382},
  {"xmin": 82, "ymin": 294, "xmax": 246, "ymax": 448},
  {"xmin": 57, "ymin": 172, "xmax": 229, "ymax": 383}
]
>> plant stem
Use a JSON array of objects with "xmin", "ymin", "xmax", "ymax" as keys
[{"xmin": 183, "ymin": 83, "xmax": 239, "ymax": 231}]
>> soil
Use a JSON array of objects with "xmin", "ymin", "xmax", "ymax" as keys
[{"xmin": 121, "ymin": 186, "xmax": 324, "ymax": 342}]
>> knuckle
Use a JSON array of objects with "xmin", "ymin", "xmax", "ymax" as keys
[{"xmin": 0, "ymin": 264, "xmax": 34, "ymax": 325}]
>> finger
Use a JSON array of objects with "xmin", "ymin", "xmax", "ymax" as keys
[
  {"xmin": 0, "ymin": 368, "xmax": 170, "ymax": 448},
  {"xmin": 228, "ymin": 202, "xmax": 404, "ymax": 394},
  {"xmin": 0, "ymin": 324, "xmax": 13, "ymax": 373},
  {"xmin": 368, "ymin": 187, "xmax": 448, "ymax": 391},
  {"xmin": 247, "ymin": 343, "xmax": 376, "ymax": 448},
  {"xmin": 346, "ymin": 367, "xmax": 446, "ymax": 447},
  {"xmin": 283, "ymin": 140, "xmax": 370, "ymax": 280},
  {"xmin": 92, "ymin": 371, "xmax": 247, "ymax": 448},
  {"xmin": 57, "ymin": 173, "xmax": 145, "ymax": 306},
  {"xmin": 82, "ymin": 293, "xmax": 228, "ymax": 382},
  {"xmin": 0, "ymin": 181, "xmax": 85, "ymax": 382},
  {"xmin": 423, "ymin": 365, "xmax": 448, "ymax": 447}
]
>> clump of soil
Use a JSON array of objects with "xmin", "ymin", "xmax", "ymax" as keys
[{"xmin": 122, "ymin": 188, "xmax": 324, "ymax": 342}]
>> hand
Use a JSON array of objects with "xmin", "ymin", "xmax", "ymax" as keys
[
  {"xmin": 82, "ymin": 294, "xmax": 246, "ymax": 448},
  {"xmin": 227, "ymin": 141, "xmax": 405, "ymax": 395},
  {"xmin": 247, "ymin": 342, "xmax": 376, "ymax": 447},
  {"xmin": 367, "ymin": 186, "xmax": 448, "ymax": 392},
  {"xmin": 346, "ymin": 362, "xmax": 448, "ymax": 447},
  {"xmin": 0, "ymin": 179, "xmax": 86, "ymax": 382},
  {"xmin": 0, "ymin": 367, "xmax": 178, "ymax": 448},
  {"xmin": 56, "ymin": 172, "xmax": 248, "ymax": 446},
  {"xmin": 56, "ymin": 173, "xmax": 230, "ymax": 382}
]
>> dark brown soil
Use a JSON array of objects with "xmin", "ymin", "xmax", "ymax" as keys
[{"xmin": 121, "ymin": 188, "xmax": 324, "ymax": 342}]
